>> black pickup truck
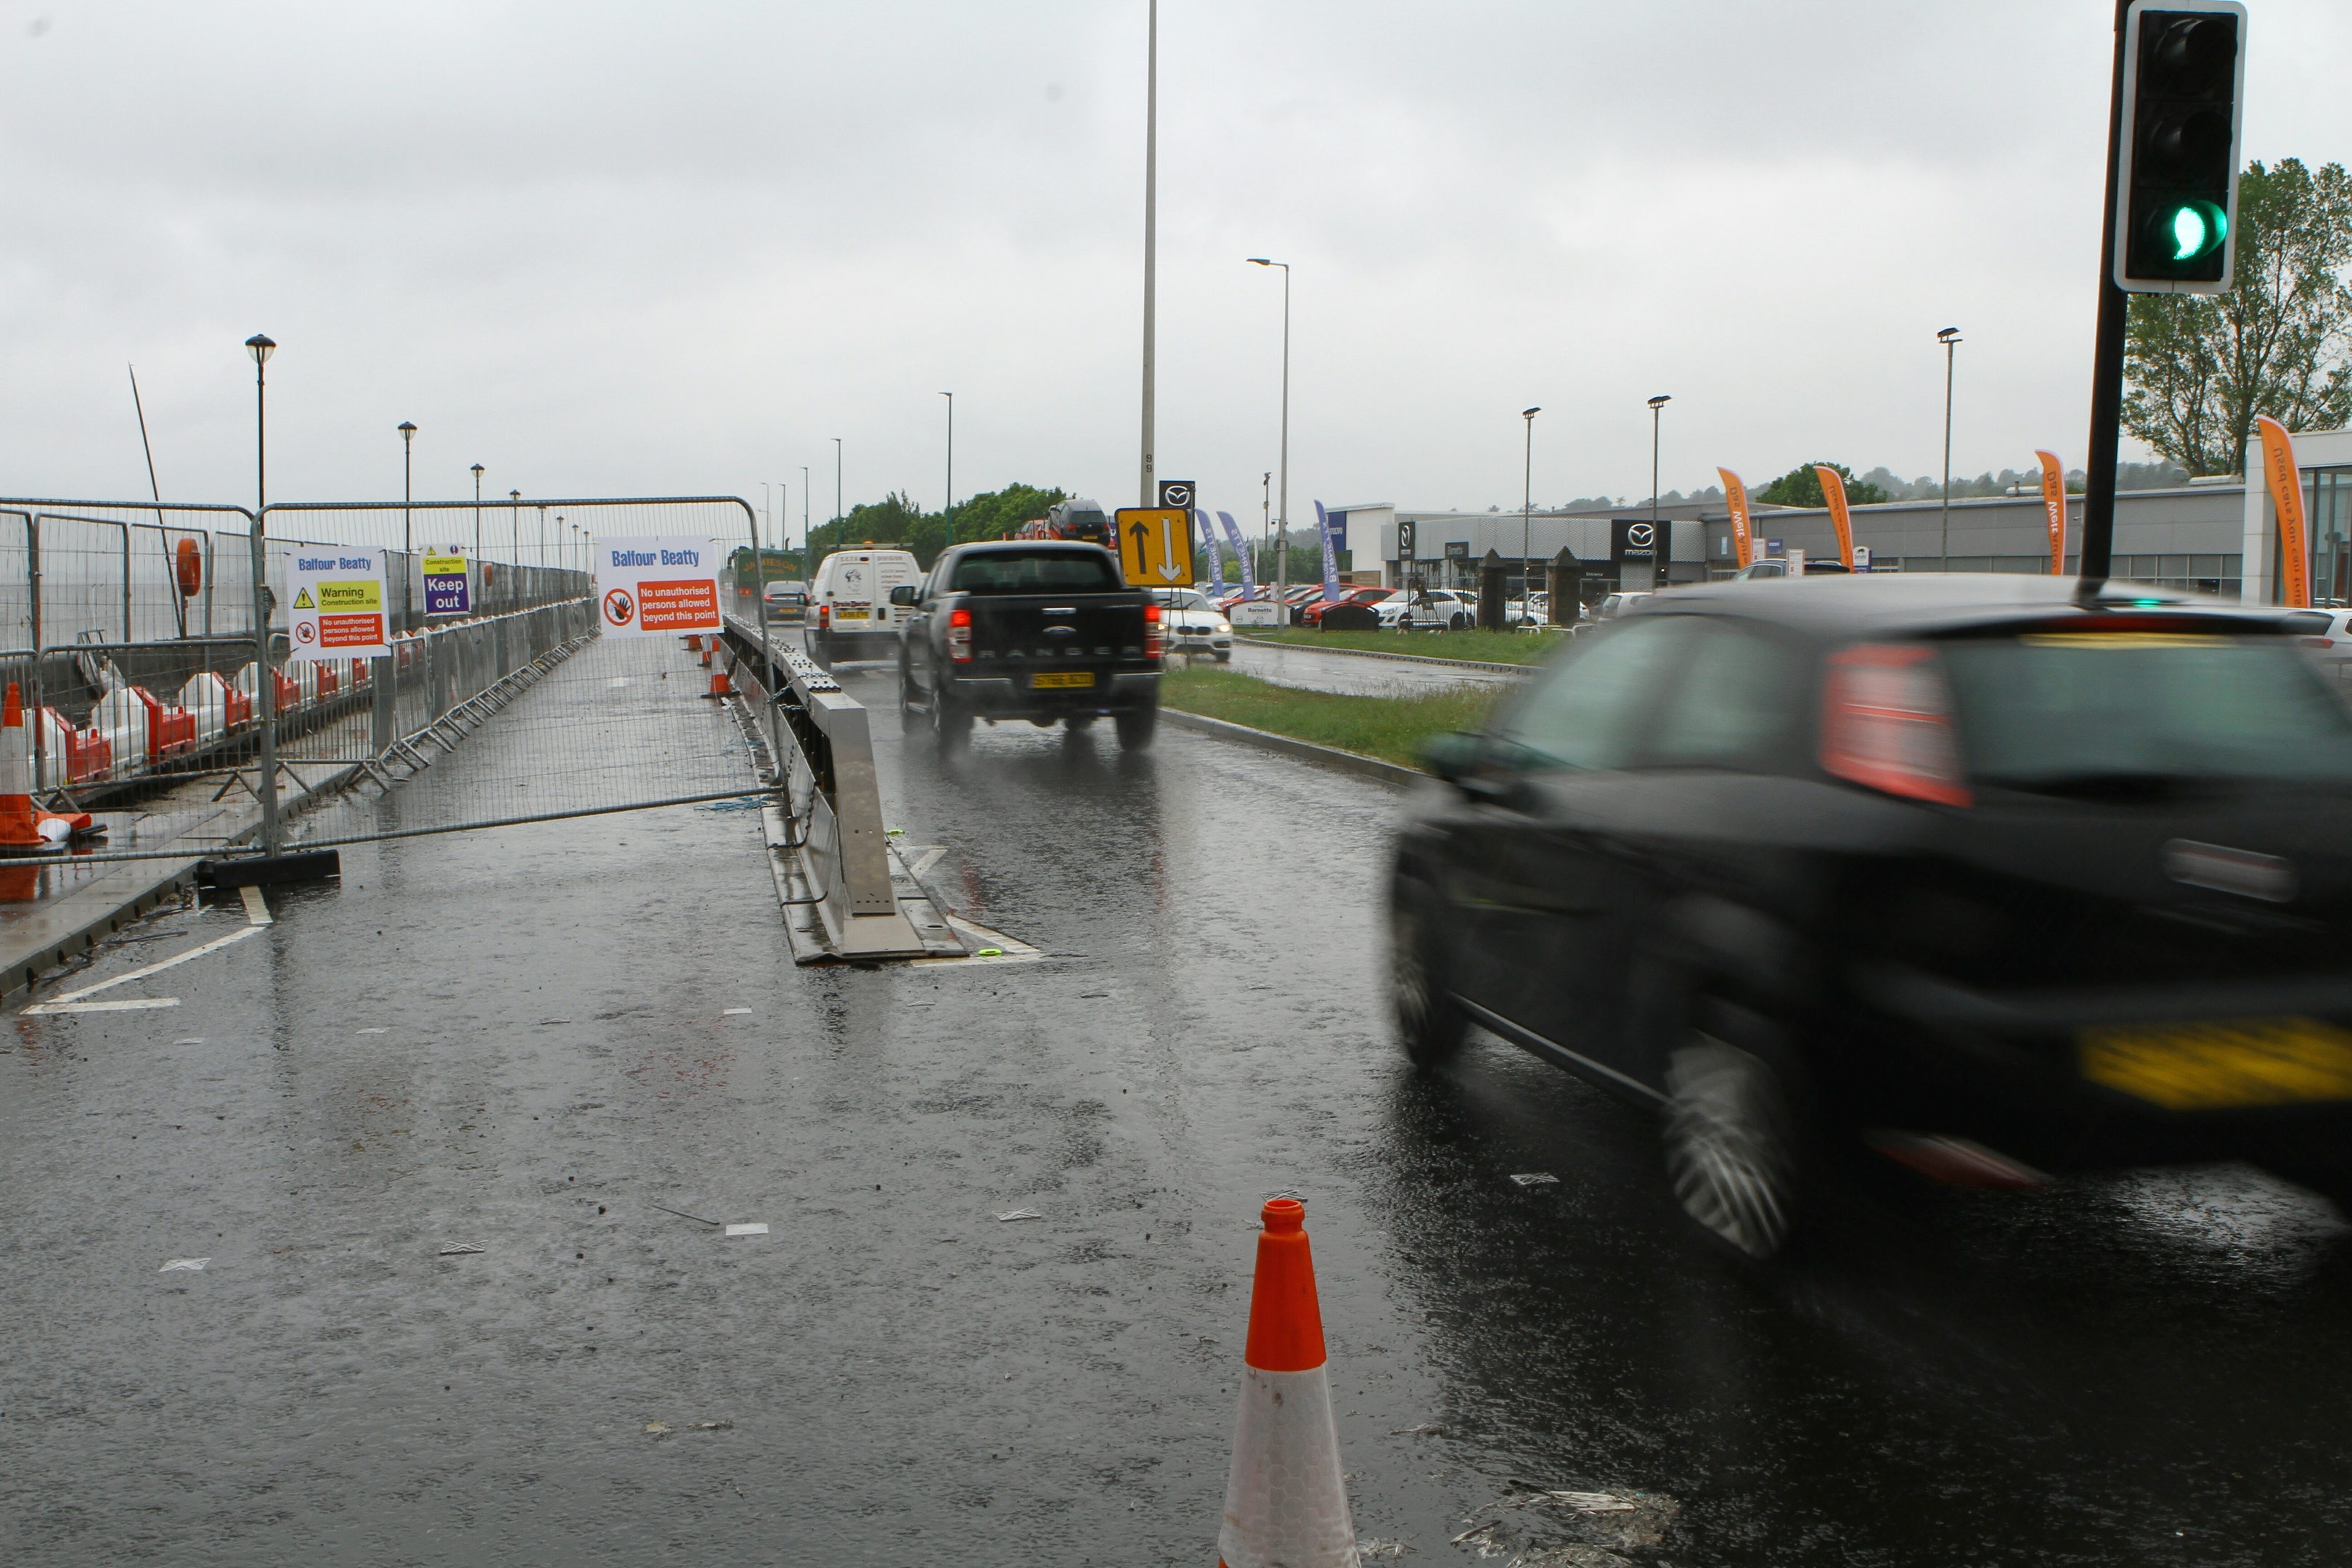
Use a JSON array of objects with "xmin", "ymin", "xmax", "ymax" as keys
[{"xmin": 891, "ymin": 540, "xmax": 1162, "ymax": 751}]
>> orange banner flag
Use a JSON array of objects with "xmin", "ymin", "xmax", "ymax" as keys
[
  {"xmin": 1718, "ymin": 468, "xmax": 1755, "ymax": 569},
  {"xmin": 1813, "ymin": 465, "xmax": 1855, "ymax": 569},
  {"xmin": 2257, "ymin": 416, "xmax": 2311, "ymax": 608},
  {"xmin": 2034, "ymin": 451, "xmax": 2067, "ymax": 575}
]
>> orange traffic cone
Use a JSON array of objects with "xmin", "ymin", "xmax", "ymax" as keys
[
  {"xmin": 685, "ymin": 633, "xmax": 703, "ymax": 653},
  {"xmin": 0, "ymin": 684, "xmax": 49, "ymax": 853},
  {"xmin": 1217, "ymin": 1198, "xmax": 1356, "ymax": 1568},
  {"xmin": 703, "ymin": 650, "xmax": 733, "ymax": 700},
  {"xmin": 700, "ymin": 639, "xmax": 714, "ymax": 669}
]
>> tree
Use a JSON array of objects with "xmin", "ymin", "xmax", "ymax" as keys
[
  {"xmin": 2124, "ymin": 158, "xmax": 2352, "ymax": 477},
  {"xmin": 1755, "ymin": 462, "xmax": 1890, "ymax": 508},
  {"xmin": 811, "ymin": 483, "xmax": 1072, "ymax": 569}
]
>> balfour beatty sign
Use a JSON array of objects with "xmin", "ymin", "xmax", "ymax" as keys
[
  {"xmin": 288, "ymin": 548, "xmax": 389, "ymax": 661},
  {"xmin": 595, "ymin": 536, "xmax": 722, "ymax": 638}
]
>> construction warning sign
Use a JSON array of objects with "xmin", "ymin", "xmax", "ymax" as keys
[
  {"xmin": 595, "ymin": 536, "xmax": 723, "ymax": 639},
  {"xmin": 422, "ymin": 550, "xmax": 471, "ymax": 616},
  {"xmin": 287, "ymin": 547, "xmax": 390, "ymax": 661}
]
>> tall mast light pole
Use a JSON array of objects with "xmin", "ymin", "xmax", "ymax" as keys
[
  {"xmin": 1938, "ymin": 326, "xmax": 1963, "ymax": 571},
  {"xmin": 1522, "ymin": 407, "xmax": 1541, "ymax": 618},
  {"xmin": 1249, "ymin": 258, "xmax": 1291, "ymax": 620}
]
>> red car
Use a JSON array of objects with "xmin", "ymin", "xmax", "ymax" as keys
[{"xmin": 1300, "ymin": 586, "xmax": 1395, "ymax": 627}]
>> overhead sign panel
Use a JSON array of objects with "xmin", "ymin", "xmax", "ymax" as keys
[
  {"xmin": 597, "ymin": 536, "xmax": 722, "ymax": 638},
  {"xmin": 1114, "ymin": 507, "xmax": 1189, "ymax": 587},
  {"xmin": 288, "ymin": 547, "xmax": 389, "ymax": 661}
]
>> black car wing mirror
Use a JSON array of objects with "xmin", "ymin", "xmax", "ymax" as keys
[{"xmin": 887, "ymin": 584, "xmax": 918, "ymax": 606}]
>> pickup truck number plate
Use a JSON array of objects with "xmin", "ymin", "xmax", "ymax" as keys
[
  {"xmin": 2078, "ymin": 1016, "xmax": 2352, "ymax": 1108},
  {"xmin": 1031, "ymin": 671, "xmax": 1095, "ymax": 690}
]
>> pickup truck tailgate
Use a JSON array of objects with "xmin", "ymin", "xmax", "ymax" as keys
[{"xmin": 973, "ymin": 597, "xmax": 1145, "ymax": 663}]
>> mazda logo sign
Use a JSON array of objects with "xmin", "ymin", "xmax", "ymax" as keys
[{"xmin": 1628, "ymin": 523, "xmax": 1655, "ymax": 548}]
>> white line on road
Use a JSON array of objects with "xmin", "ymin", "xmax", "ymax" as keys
[
  {"xmin": 20, "ymin": 925, "xmax": 265, "ymax": 1016},
  {"xmin": 240, "ymin": 885, "xmax": 273, "ymax": 925},
  {"xmin": 33, "ymin": 997, "xmax": 182, "ymax": 1014}
]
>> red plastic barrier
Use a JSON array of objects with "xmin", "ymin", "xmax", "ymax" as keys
[{"xmin": 128, "ymin": 687, "xmax": 197, "ymax": 759}]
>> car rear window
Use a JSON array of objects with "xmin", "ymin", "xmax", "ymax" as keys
[
  {"xmin": 1940, "ymin": 632, "xmax": 2352, "ymax": 789},
  {"xmin": 951, "ymin": 550, "xmax": 1121, "ymax": 595}
]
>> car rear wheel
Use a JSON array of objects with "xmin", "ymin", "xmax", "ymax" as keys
[
  {"xmin": 931, "ymin": 687, "xmax": 971, "ymax": 751},
  {"xmin": 1448, "ymin": 612, "xmax": 1469, "ymax": 631},
  {"xmin": 1389, "ymin": 891, "xmax": 1466, "ymax": 1068},
  {"xmin": 1662, "ymin": 1037, "xmax": 1802, "ymax": 1262},
  {"xmin": 1114, "ymin": 703, "xmax": 1158, "ymax": 751}
]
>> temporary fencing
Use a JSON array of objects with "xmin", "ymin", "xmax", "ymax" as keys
[{"xmin": 0, "ymin": 494, "xmax": 782, "ymax": 869}]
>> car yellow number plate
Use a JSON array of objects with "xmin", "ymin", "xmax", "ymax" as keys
[
  {"xmin": 833, "ymin": 606, "xmax": 870, "ymax": 620},
  {"xmin": 2078, "ymin": 1017, "xmax": 2352, "ymax": 1109},
  {"xmin": 1031, "ymin": 671, "xmax": 1095, "ymax": 690}
]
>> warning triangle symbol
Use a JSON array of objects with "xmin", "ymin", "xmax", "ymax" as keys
[{"xmin": 293, "ymin": 587, "xmax": 315, "ymax": 610}]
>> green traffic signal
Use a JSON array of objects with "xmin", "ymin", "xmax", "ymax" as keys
[{"xmin": 2157, "ymin": 199, "xmax": 2229, "ymax": 263}]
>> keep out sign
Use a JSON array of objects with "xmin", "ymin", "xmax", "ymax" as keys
[
  {"xmin": 595, "ymin": 536, "xmax": 722, "ymax": 638},
  {"xmin": 288, "ymin": 547, "xmax": 390, "ymax": 661}
]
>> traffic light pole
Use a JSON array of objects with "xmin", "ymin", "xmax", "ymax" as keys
[{"xmin": 2079, "ymin": 0, "xmax": 2134, "ymax": 588}]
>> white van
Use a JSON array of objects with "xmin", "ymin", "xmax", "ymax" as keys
[{"xmin": 809, "ymin": 548, "xmax": 922, "ymax": 667}]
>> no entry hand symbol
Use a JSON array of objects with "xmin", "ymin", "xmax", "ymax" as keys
[{"xmin": 603, "ymin": 588, "xmax": 635, "ymax": 626}]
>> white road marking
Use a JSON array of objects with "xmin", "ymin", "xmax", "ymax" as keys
[
  {"xmin": 20, "ymin": 925, "xmax": 264, "ymax": 1015},
  {"xmin": 239, "ymin": 885, "xmax": 272, "ymax": 925},
  {"xmin": 35, "ymin": 997, "xmax": 182, "ymax": 1014}
]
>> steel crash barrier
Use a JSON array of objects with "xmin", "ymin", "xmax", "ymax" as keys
[{"xmin": 714, "ymin": 616, "xmax": 965, "ymax": 963}]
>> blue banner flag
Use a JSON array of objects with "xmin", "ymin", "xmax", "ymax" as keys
[
  {"xmin": 1218, "ymin": 510, "xmax": 1254, "ymax": 599},
  {"xmin": 1314, "ymin": 500, "xmax": 1340, "ymax": 605},
  {"xmin": 1195, "ymin": 508, "xmax": 1225, "ymax": 595}
]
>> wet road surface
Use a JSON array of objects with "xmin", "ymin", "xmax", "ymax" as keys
[
  {"xmin": 1228, "ymin": 638, "xmax": 1524, "ymax": 695},
  {"xmin": 7, "ymin": 645, "xmax": 2352, "ymax": 1565}
]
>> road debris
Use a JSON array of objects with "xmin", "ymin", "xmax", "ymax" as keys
[
  {"xmin": 1508, "ymin": 1172, "xmax": 1561, "ymax": 1187},
  {"xmin": 994, "ymin": 1208, "xmax": 1042, "ymax": 1222},
  {"xmin": 721, "ymin": 1007, "xmax": 753, "ymax": 1016},
  {"xmin": 973, "ymin": 947, "xmax": 1004, "ymax": 957},
  {"xmin": 643, "ymin": 1421, "xmax": 673, "ymax": 1436},
  {"xmin": 650, "ymin": 1203, "xmax": 722, "ymax": 1227},
  {"xmin": 1389, "ymin": 1423, "xmax": 1445, "ymax": 1435},
  {"xmin": 723, "ymin": 1222, "xmax": 768, "ymax": 1237},
  {"xmin": 438, "ymin": 1242, "xmax": 485, "ymax": 1256},
  {"xmin": 1356, "ymin": 1540, "xmax": 1409, "ymax": 1559},
  {"xmin": 693, "ymin": 1419, "xmax": 734, "ymax": 1430},
  {"xmin": 158, "ymin": 1257, "xmax": 208, "ymax": 1273}
]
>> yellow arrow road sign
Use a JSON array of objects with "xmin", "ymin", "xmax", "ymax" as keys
[{"xmin": 1114, "ymin": 507, "xmax": 1190, "ymax": 587}]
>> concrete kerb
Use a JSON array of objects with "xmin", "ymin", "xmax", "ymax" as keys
[
  {"xmin": 1230, "ymin": 633, "xmax": 1533, "ymax": 677},
  {"xmin": 0, "ymin": 761, "xmax": 359, "ymax": 1009},
  {"xmin": 1159, "ymin": 707, "xmax": 1425, "ymax": 791}
]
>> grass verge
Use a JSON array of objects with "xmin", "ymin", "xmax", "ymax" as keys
[
  {"xmin": 1239, "ymin": 625, "xmax": 1563, "ymax": 665},
  {"xmin": 1160, "ymin": 663, "xmax": 1500, "ymax": 769}
]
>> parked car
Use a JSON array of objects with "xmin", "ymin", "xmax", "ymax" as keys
[
  {"xmin": 1390, "ymin": 589, "xmax": 1477, "ymax": 631},
  {"xmin": 1391, "ymin": 573, "xmax": 2352, "ymax": 1262},
  {"xmin": 809, "ymin": 550, "xmax": 921, "ymax": 667},
  {"xmin": 1732, "ymin": 558, "xmax": 1853, "ymax": 580},
  {"xmin": 1149, "ymin": 587, "xmax": 1233, "ymax": 659},
  {"xmin": 893, "ymin": 540, "xmax": 1161, "ymax": 750},
  {"xmin": 1300, "ymin": 586, "xmax": 1395, "ymax": 628},
  {"xmin": 2283, "ymin": 608, "xmax": 2352, "ymax": 685}
]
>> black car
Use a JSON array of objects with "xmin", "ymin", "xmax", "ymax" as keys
[{"xmin": 1391, "ymin": 573, "xmax": 2352, "ymax": 1259}]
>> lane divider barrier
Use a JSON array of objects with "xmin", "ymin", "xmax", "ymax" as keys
[{"xmin": 1217, "ymin": 1197, "xmax": 1358, "ymax": 1568}]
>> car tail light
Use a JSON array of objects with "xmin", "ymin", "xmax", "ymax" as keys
[
  {"xmin": 1143, "ymin": 600, "xmax": 1164, "ymax": 660},
  {"xmin": 948, "ymin": 606, "xmax": 973, "ymax": 663},
  {"xmin": 817, "ymin": 603, "xmax": 830, "ymax": 630},
  {"xmin": 1820, "ymin": 643, "xmax": 1971, "ymax": 807}
]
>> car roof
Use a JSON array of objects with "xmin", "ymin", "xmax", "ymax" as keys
[
  {"xmin": 950, "ymin": 539, "xmax": 1111, "ymax": 556},
  {"xmin": 1622, "ymin": 572, "xmax": 2292, "ymax": 638}
]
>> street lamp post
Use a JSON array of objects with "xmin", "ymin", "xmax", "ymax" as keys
[
  {"xmin": 510, "ymin": 490, "xmax": 521, "ymax": 609},
  {"xmin": 800, "ymin": 465, "xmax": 810, "ymax": 570},
  {"xmin": 1261, "ymin": 471, "xmax": 1271, "ymax": 592},
  {"xmin": 832, "ymin": 437, "xmax": 843, "ymax": 560},
  {"xmin": 470, "ymin": 464, "xmax": 484, "ymax": 604},
  {"xmin": 1647, "ymin": 395, "xmax": 1672, "ymax": 588},
  {"xmin": 940, "ymin": 392, "xmax": 954, "ymax": 547},
  {"xmin": 398, "ymin": 422, "xmax": 416, "ymax": 554},
  {"xmin": 1937, "ymin": 327, "xmax": 1962, "ymax": 571},
  {"xmin": 1521, "ymin": 407, "xmax": 1541, "ymax": 618},
  {"xmin": 243, "ymin": 333, "xmax": 279, "ymax": 853},
  {"xmin": 1249, "ymin": 258, "xmax": 1291, "ymax": 621}
]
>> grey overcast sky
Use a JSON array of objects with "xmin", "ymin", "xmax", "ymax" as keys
[{"xmin": 2, "ymin": 1, "xmax": 2345, "ymax": 534}]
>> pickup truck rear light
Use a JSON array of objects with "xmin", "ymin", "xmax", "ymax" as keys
[
  {"xmin": 1820, "ymin": 643, "xmax": 1971, "ymax": 807},
  {"xmin": 948, "ymin": 607, "xmax": 973, "ymax": 663},
  {"xmin": 1143, "ymin": 600, "xmax": 1164, "ymax": 660}
]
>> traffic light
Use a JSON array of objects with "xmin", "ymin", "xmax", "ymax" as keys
[{"xmin": 2113, "ymin": 2, "xmax": 2246, "ymax": 294}]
